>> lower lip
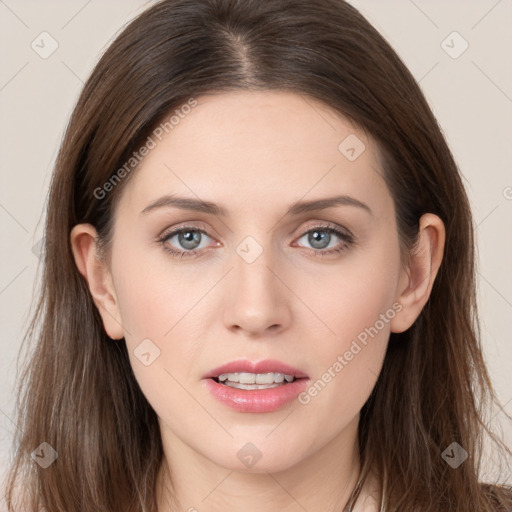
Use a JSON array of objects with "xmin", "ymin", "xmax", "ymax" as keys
[{"xmin": 203, "ymin": 378, "xmax": 310, "ymax": 413}]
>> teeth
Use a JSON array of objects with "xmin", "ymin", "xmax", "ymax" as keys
[
  {"xmin": 217, "ymin": 372, "xmax": 296, "ymax": 385},
  {"xmin": 219, "ymin": 372, "xmax": 239, "ymax": 383},
  {"xmin": 256, "ymin": 373, "xmax": 275, "ymax": 384},
  {"xmin": 240, "ymin": 372, "xmax": 256, "ymax": 384}
]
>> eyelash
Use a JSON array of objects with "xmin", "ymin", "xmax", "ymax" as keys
[{"xmin": 157, "ymin": 223, "xmax": 354, "ymax": 259}]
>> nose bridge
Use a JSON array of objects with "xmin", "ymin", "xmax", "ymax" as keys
[{"xmin": 223, "ymin": 234, "xmax": 291, "ymax": 334}]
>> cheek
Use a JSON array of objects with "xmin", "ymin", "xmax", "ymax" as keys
[
  {"xmin": 295, "ymin": 238, "xmax": 400, "ymax": 408},
  {"xmin": 111, "ymin": 237, "xmax": 204, "ymax": 338},
  {"xmin": 110, "ymin": 253, "xmax": 206, "ymax": 423},
  {"xmin": 304, "ymin": 238, "xmax": 400, "ymax": 348},
  {"xmin": 110, "ymin": 245, "xmax": 214, "ymax": 387}
]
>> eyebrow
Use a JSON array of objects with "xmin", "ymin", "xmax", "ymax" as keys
[{"xmin": 140, "ymin": 194, "xmax": 372, "ymax": 217}]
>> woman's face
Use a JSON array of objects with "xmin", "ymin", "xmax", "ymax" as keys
[{"xmin": 102, "ymin": 90, "xmax": 408, "ymax": 472}]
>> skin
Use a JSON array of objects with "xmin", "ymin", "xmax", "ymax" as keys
[{"xmin": 71, "ymin": 90, "xmax": 445, "ymax": 512}]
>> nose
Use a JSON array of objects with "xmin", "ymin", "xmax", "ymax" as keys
[{"xmin": 223, "ymin": 248, "xmax": 292, "ymax": 337}]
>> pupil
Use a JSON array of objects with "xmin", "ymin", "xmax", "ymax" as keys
[
  {"xmin": 180, "ymin": 230, "xmax": 201, "ymax": 249},
  {"xmin": 309, "ymin": 230, "xmax": 330, "ymax": 249}
]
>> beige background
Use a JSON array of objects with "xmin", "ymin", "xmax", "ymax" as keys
[{"xmin": 1, "ymin": 0, "xmax": 511, "ymax": 496}]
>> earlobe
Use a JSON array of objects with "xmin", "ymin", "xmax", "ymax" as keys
[
  {"xmin": 390, "ymin": 213, "xmax": 445, "ymax": 333},
  {"xmin": 70, "ymin": 224, "xmax": 125, "ymax": 340}
]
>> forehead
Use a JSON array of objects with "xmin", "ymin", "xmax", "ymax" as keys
[{"xmin": 120, "ymin": 90, "xmax": 392, "ymax": 218}]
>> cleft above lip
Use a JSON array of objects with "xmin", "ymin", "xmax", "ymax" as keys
[{"xmin": 203, "ymin": 359, "xmax": 309, "ymax": 380}]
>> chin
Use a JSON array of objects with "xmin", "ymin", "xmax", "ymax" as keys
[{"xmin": 205, "ymin": 442, "xmax": 305, "ymax": 474}]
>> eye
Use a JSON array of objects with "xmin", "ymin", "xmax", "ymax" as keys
[
  {"xmin": 294, "ymin": 224, "xmax": 354, "ymax": 256},
  {"xmin": 158, "ymin": 224, "xmax": 218, "ymax": 258},
  {"xmin": 158, "ymin": 222, "xmax": 354, "ymax": 259}
]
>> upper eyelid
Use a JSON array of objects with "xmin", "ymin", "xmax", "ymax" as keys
[{"xmin": 159, "ymin": 221, "xmax": 210, "ymax": 238}]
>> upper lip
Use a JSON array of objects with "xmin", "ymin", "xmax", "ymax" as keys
[{"xmin": 204, "ymin": 359, "xmax": 309, "ymax": 379}]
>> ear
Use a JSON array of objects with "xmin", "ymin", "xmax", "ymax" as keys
[
  {"xmin": 70, "ymin": 223, "xmax": 125, "ymax": 340},
  {"xmin": 390, "ymin": 213, "xmax": 445, "ymax": 333}
]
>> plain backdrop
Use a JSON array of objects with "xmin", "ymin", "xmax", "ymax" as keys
[{"xmin": 1, "ymin": 0, "xmax": 511, "ymax": 496}]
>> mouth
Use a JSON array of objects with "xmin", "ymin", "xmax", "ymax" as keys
[
  {"xmin": 203, "ymin": 359, "xmax": 310, "ymax": 413},
  {"xmin": 213, "ymin": 372, "xmax": 303, "ymax": 390},
  {"xmin": 204, "ymin": 359, "xmax": 309, "ymax": 390}
]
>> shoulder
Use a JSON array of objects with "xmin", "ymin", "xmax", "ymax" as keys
[
  {"xmin": 351, "ymin": 472, "xmax": 381, "ymax": 512},
  {"xmin": 480, "ymin": 483, "xmax": 512, "ymax": 512}
]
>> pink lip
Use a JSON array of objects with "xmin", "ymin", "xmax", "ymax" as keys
[
  {"xmin": 202, "ymin": 359, "xmax": 310, "ymax": 413},
  {"xmin": 203, "ymin": 359, "xmax": 309, "ymax": 379},
  {"xmin": 203, "ymin": 378, "xmax": 309, "ymax": 413}
]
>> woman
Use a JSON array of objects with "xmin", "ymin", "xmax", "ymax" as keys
[{"xmin": 5, "ymin": 0, "xmax": 511, "ymax": 510}]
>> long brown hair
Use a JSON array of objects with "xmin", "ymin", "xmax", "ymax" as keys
[{"xmin": 5, "ymin": 0, "xmax": 511, "ymax": 510}]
